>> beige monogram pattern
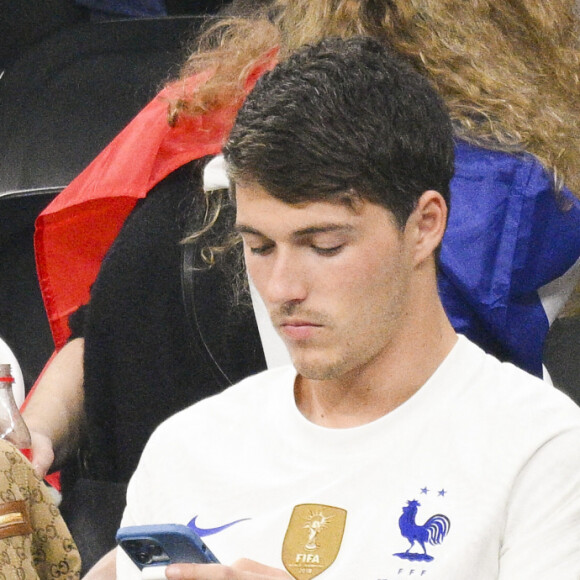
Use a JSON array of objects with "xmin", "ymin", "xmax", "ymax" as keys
[{"xmin": 0, "ymin": 439, "xmax": 81, "ymax": 579}]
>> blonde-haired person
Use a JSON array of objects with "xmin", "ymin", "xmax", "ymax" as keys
[
  {"xmin": 24, "ymin": 0, "xmax": 580, "ymax": 574},
  {"xmin": 0, "ymin": 438, "xmax": 81, "ymax": 579}
]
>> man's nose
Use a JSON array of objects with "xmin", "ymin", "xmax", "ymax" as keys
[{"xmin": 262, "ymin": 250, "xmax": 308, "ymax": 307}]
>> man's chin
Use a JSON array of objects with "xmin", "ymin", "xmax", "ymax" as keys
[{"xmin": 291, "ymin": 355, "xmax": 347, "ymax": 382}]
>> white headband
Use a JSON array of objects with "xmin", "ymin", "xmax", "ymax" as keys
[{"xmin": 202, "ymin": 154, "xmax": 229, "ymax": 192}]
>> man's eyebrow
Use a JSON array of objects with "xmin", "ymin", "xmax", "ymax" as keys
[
  {"xmin": 234, "ymin": 224, "xmax": 264, "ymax": 236},
  {"xmin": 291, "ymin": 224, "xmax": 355, "ymax": 238},
  {"xmin": 234, "ymin": 223, "xmax": 356, "ymax": 238}
]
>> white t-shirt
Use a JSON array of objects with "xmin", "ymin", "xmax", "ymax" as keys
[{"xmin": 118, "ymin": 336, "xmax": 580, "ymax": 579}]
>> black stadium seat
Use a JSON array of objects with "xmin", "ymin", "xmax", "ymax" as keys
[
  {"xmin": 0, "ymin": 0, "xmax": 89, "ymax": 70},
  {"xmin": 544, "ymin": 315, "xmax": 580, "ymax": 404},
  {"xmin": 0, "ymin": 16, "xmax": 204, "ymax": 392}
]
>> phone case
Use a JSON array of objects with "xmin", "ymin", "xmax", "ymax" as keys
[{"xmin": 116, "ymin": 523, "xmax": 220, "ymax": 569}]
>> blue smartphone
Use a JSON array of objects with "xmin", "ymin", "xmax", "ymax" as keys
[{"xmin": 116, "ymin": 524, "xmax": 220, "ymax": 570}]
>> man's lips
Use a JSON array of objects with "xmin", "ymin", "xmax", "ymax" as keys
[{"xmin": 278, "ymin": 319, "xmax": 322, "ymax": 341}]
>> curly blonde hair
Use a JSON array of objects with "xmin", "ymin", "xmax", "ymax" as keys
[
  {"xmin": 175, "ymin": 0, "xmax": 580, "ymax": 313},
  {"xmin": 172, "ymin": 0, "xmax": 579, "ymax": 196}
]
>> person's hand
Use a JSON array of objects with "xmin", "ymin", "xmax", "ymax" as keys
[
  {"xmin": 82, "ymin": 547, "xmax": 117, "ymax": 579},
  {"xmin": 165, "ymin": 558, "xmax": 291, "ymax": 579},
  {"xmin": 28, "ymin": 430, "xmax": 55, "ymax": 479}
]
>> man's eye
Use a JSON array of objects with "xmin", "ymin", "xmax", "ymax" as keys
[
  {"xmin": 250, "ymin": 244, "xmax": 274, "ymax": 255},
  {"xmin": 313, "ymin": 245, "xmax": 344, "ymax": 256}
]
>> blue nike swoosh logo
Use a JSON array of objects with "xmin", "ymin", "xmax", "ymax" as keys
[{"xmin": 187, "ymin": 515, "xmax": 250, "ymax": 537}]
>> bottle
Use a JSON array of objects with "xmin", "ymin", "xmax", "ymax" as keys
[{"xmin": 0, "ymin": 363, "xmax": 32, "ymax": 452}]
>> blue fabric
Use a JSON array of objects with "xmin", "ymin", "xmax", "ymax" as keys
[
  {"xmin": 75, "ymin": 0, "xmax": 167, "ymax": 18},
  {"xmin": 439, "ymin": 140, "xmax": 580, "ymax": 377}
]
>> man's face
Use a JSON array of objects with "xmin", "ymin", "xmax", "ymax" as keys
[{"xmin": 235, "ymin": 182, "xmax": 416, "ymax": 382}]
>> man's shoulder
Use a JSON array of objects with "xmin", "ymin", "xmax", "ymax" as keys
[
  {"xmin": 154, "ymin": 365, "xmax": 296, "ymax": 434},
  {"xmin": 455, "ymin": 336, "xmax": 580, "ymax": 432}
]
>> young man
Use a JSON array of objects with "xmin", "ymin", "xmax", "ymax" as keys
[{"xmin": 116, "ymin": 37, "xmax": 580, "ymax": 579}]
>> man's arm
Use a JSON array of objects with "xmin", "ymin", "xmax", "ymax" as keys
[{"xmin": 21, "ymin": 337, "xmax": 85, "ymax": 477}]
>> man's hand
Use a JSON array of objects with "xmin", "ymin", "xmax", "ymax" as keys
[
  {"xmin": 165, "ymin": 559, "xmax": 292, "ymax": 579},
  {"xmin": 28, "ymin": 430, "xmax": 55, "ymax": 478}
]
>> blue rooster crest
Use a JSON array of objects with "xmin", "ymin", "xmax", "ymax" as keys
[{"xmin": 393, "ymin": 499, "xmax": 451, "ymax": 562}]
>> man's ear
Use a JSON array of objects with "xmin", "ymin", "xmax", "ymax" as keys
[{"xmin": 406, "ymin": 190, "xmax": 448, "ymax": 265}]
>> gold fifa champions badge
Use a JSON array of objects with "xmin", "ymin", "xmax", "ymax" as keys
[{"xmin": 282, "ymin": 504, "xmax": 347, "ymax": 579}]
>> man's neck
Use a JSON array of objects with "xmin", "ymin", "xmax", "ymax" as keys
[{"xmin": 294, "ymin": 307, "xmax": 457, "ymax": 429}]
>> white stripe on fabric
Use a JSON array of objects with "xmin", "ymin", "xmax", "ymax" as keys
[{"xmin": 538, "ymin": 257, "xmax": 580, "ymax": 325}]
